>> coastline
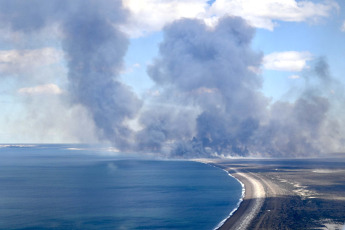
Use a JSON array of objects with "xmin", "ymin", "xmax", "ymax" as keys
[
  {"xmin": 197, "ymin": 158, "xmax": 345, "ymax": 229},
  {"xmin": 213, "ymin": 169, "xmax": 245, "ymax": 230},
  {"xmin": 216, "ymin": 168, "xmax": 265, "ymax": 230},
  {"xmin": 196, "ymin": 160, "xmax": 246, "ymax": 230},
  {"xmin": 195, "ymin": 159, "xmax": 265, "ymax": 230}
]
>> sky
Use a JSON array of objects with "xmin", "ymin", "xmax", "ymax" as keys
[{"xmin": 1, "ymin": 0, "xmax": 345, "ymax": 158}]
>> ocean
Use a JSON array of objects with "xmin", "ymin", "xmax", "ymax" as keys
[{"xmin": 0, "ymin": 144, "xmax": 242, "ymax": 230}]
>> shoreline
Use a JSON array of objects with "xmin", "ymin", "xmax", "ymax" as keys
[
  {"xmin": 196, "ymin": 158, "xmax": 345, "ymax": 229},
  {"xmin": 213, "ymin": 169, "xmax": 245, "ymax": 230},
  {"xmin": 195, "ymin": 159, "xmax": 265, "ymax": 230},
  {"xmin": 216, "ymin": 168, "xmax": 265, "ymax": 230}
]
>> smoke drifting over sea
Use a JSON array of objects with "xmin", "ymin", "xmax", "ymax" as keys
[
  {"xmin": 0, "ymin": 0, "xmax": 141, "ymax": 148},
  {"xmin": 1, "ymin": 0, "xmax": 344, "ymax": 157},
  {"xmin": 61, "ymin": 1, "xmax": 141, "ymax": 149}
]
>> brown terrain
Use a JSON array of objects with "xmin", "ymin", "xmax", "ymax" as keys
[{"xmin": 198, "ymin": 158, "xmax": 345, "ymax": 230}]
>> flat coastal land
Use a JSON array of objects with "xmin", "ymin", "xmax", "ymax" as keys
[{"xmin": 198, "ymin": 158, "xmax": 345, "ymax": 230}]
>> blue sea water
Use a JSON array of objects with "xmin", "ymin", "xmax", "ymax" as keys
[{"xmin": 0, "ymin": 144, "xmax": 242, "ymax": 230}]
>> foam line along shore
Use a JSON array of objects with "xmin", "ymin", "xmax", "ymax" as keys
[{"xmin": 195, "ymin": 159, "xmax": 266, "ymax": 230}]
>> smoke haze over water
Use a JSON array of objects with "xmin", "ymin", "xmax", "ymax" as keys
[
  {"xmin": 1, "ymin": 1, "xmax": 345, "ymax": 158},
  {"xmin": 61, "ymin": 1, "xmax": 142, "ymax": 149},
  {"xmin": 0, "ymin": 0, "xmax": 142, "ymax": 148}
]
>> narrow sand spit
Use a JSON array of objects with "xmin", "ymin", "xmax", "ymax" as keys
[
  {"xmin": 193, "ymin": 159, "xmax": 266, "ymax": 230},
  {"xmin": 217, "ymin": 169, "xmax": 265, "ymax": 230}
]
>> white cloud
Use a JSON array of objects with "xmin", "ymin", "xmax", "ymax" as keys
[
  {"xmin": 122, "ymin": 0, "xmax": 208, "ymax": 37},
  {"xmin": 122, "ymin": 0, "xmax": 338, "ymax": 36},
  {"xmin": 18, "ymin": 84, "xmax": 63, "ymax": 95},
  {"xmin": 208, "ymin": 0, "xmax": 339, "ymax": 30},
  {"xmin": 0, "ymin": 47, "xmax": 62, "ymax": 75},
  {"xmin": 263, "ymin": 51, "xmax": 313, "ymax": 72}
]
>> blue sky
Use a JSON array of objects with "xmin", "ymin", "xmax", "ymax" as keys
[{"xmin": 0, "ymin": 0, "xmax": 344, "ymax": 147}]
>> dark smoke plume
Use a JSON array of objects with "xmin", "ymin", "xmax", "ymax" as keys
[
  {"xmin": 1, "ymin": 1, "xmax": 344, "ymax": 157},
  {"xmin": 139, "ymin": 17, "xmax": 345, "ymax": 158},
  {"xmin": 61, "ymin": 1, "xmax": 141, "ymax": 149},
  {"xmin": 140, "ymin": 17, "xmax": 268, "ymax": 157},
  {"xmin": 0, "ymin": 0, "xmax": 141, "ymax": 149}
]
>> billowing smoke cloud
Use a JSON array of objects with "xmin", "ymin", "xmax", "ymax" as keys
[
  {"xmin": 0, "ymin": 0, "xmax": 141, "ymax": 148},
  {"xmin": 61, "ymin": 1, "xmax": 141, "ymax": 149},
  {"xmin": 257, "ymin": 95, "xmax": 330, "ymax": 157},
  {"xmin": 1, "ymin": 1, "xmax": 344, "ymax": 157},
  {"xmin": 256, "ymin": 58, "xmax": 339, "ymax": 157},
  {"xmin": 139, "ymin": 17, "xmax": 269, "ymax": 157},
  {"xmin": 139, "ymin": 17, "xmax": 345, "ymax": 158}
]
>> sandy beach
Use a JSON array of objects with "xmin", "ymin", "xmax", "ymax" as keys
[
  {"xmin": 217, "ymin": 169, "xmax": 265, "ymax": 230},
  {"xmin": 197, "ymin": 158, "xmax": 345, "ymax": 230}
]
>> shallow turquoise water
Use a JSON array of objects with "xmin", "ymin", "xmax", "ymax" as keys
[{"xmin": 0, "ymin": 144, "xmax": 242, "ymax": 229}]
